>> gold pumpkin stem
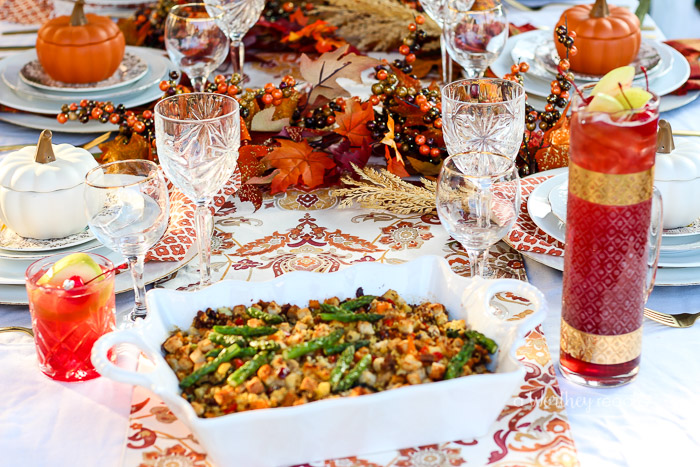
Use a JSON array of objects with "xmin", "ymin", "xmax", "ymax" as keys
[
  {"xmin": 590, "ymin": 0, "xmax": 610, "ymax": 18},
  {"xmin": 657, "ymin": 120, "xmax": 675, "ymax": 154},
  {"xmin": 35, "ymin": 130, "xmax": 56, "ymax": 164},
  {"xmin": 70, "ymin": 0, "xmax": 88, "ymax": 27}
]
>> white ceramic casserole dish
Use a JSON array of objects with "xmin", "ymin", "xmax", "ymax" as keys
[{"xmin": 92, "ymin": 255, "xmax": 546, "ymax": 467}]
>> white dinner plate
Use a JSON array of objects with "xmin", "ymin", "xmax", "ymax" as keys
[
  {"xmin": 0, "ymin": 47, "xmax": 174, "ymax": 115},
  {"xmin": 492, "ymin": 33, "xmax": 690, "ymax": 98},
  {"xmin": 510, "ymin": 31, "xmax": 671, "ymax": 83},
  {"xmin": 513, "ymin": 168, "xmax": 700, "ymax": 286},
  {"xmin": 0, "ymin": 226, "xmax": 95, "ymax": 252},
  {"xmin": 543, "ymin": 172, "xmax": 700, "ymax": 240},
  {"xmin": 3, "ymin": 49, "xmax": 167, "ymax": 101},
  {"xmin": 526, "ymin": 91, "xmax": 700, "ymax": 114},
  {"xmin": 0, "ymin": 111, "xmax": 118, "ymax": 133},
  {"xmin": 0, "ymin": 245, "xmax": 197, "ymax": 304}
]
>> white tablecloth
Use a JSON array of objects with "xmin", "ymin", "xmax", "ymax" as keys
[{"xmin": 1, "ymin": 3, "xmax": 700, "ymax": 466}]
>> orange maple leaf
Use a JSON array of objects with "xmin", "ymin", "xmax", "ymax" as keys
[
  {"xmin": 288, "ymin": 7, "xmax": 308, "ymax": 27},
  {"xmin": 264, "ymin": 139, "xmax": 336, "ymax": 194},
  {"xmin": 334, "ymin": 99, "xmax": 374, "ymax": 147},
  {"xmin": 284, "ymin": 20, "xmax": 336, "ymax": 44}
]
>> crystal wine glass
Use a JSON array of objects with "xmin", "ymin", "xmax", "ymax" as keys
[
  {"xmin": 436, "ymin": 151, "xmax": 520, "ymax": 278},
  {"xmin": 205, "ymin": 0, "xmax": 266, "ymax": 78},
  {"xmin": 420, "ymin": 0, "xmax": 474, "ymax": 84},
  {"xmin": 444, "ymin": 0, "xmax": 508, "ymax": 78},
  {"xmin": 84, "ymin": 160, "xmax": 170, "ymax": 324},
  {"xmin": 154, "ymin": 93, "xmax": 240, "ymax": 288},
  {"xmin": 441, "ymin": 78, "xmax": 525, "ymax": 160},
  {"xmin": 164, "ymin": 3, "xmax": 230, "ymax": 91}
]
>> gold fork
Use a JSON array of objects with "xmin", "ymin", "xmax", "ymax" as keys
[
  {"xmin": 0, "ymin": 326, "xmax": 34, "ymax": 337},
  {"xmin": 644, "ymin": 308, "xmax": 700, "ymax": 328}
]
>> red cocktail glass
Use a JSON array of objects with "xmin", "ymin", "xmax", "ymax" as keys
[
  {"xmin": 560, "ymin": 83, "xmax": 662, "ymax": 387},
  {"xmin": 25, "ymin": 253, "xmax": 116, "ymax": 382}
]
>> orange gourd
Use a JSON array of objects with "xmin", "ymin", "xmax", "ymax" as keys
[
  {"xmin": 36, "ymin": 0, "xmax": 125, "ymax": 84},
  {"xmin": 555, "ymin": 0, "xmax": 641, "ymax": 76}
]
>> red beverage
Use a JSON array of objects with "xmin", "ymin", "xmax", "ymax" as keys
[
  {"xmin": 560, "ymin": 85, "xmax": 660, "ymax": 387},
  {"xmin": 26, "ymin": 253, "xmax": 116, "ymax": 382}
]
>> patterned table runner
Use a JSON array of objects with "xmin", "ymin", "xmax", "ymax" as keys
[{"xmin": 122, "ymin": 189, "xmax": 579, "ymax": 466}]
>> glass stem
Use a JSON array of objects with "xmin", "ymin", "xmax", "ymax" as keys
[
  {"xmin": 191, "ymin": 76, "xmax": 207, "ymax": 92},
  {"xmin": 440, "ymin": 33, "xmax": 450, "ymax": 84},
  {"xmin": 466, "ymin": 248, "xmax": 482, "ymax": 278},
  {"xmin": 230, "ymin": 40, "xmax": 245, "ymax": 77},
  {"xmin": 195, "ymin": 201, "xmax": 212, "ymax": 287},
  {"xmin": 128, "ymin": 255, "xmax": 147, "ymax": 322}
]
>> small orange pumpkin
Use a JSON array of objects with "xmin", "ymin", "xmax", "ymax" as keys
[
  {"xmin": 555, "ymin": 0, "xmax": 641, "ymax": 76},
  {"xmin": 36, "ymin": 0, "xmax": 125, "ymax": 84}
]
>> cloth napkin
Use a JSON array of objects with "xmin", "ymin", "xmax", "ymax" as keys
[
  {"xmin": 0, "ymin": 0, "xmax": 52, "ymax": 24},
  {"xmin": 146, "ymin": 171, "xmax": 241, "ymax": 262},
  {"xmin": 499, "ymin": 175, "xmax": 565, "ymax": 256},
  {"xmin": 665, "ymin": 39, "xmax": 700, "ymax": 95}
]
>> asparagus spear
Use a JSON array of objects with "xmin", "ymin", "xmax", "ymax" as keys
[
  {"xmin": 464, "ymin": 330, "xmax": 498, "ymax": 354},
  {"xmin": 212, "ymin": 325, "xmax": 277, "ymax": 337},
  {"xmin": 319, "ymin": 312, "xmax": 384, "ymax": 323},
  {"xmin": 335, "ymin": 353, "xmax": 372, "ymax": 392},
  {"xmin": 249, "ymin": 339, "xmax": 280, "ymax": 351},
  {"xmin": 323, "ymin": 339, "xmax": 370, "ymax": 356},
  {"xmin": 340, "ymin": 295, "xmax": 377, "ymax": 311},
  {"xmin": 330, "ymin": 345, "xmax": 355, "ymax": 390},
  {"xmin": 246, "ymin": 306, "xmax": 284, "ymax": 324},
  {"xmin": 208, "ymin": 332, "xmax": 246, "ymax": 347},
  {"xmin": 444, "ymin": 340, "xmax": 475, "ymax": 380},
  {"xmin": 227, "ymin": 351, "xmax": 272, "ymax": 386},
  {"xmin": 283, "ymin": 329, "xmax": 344, "ymax": 359},
  {"xmin": 179, "ymin": 344, "xmax": 256, "ymax": 388}
]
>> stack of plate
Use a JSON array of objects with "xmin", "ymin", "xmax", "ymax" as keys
[
  {"xmin": 0, "ymin": 226, "xmax": 196, "ymax": 305},
  {"xmin": 0, "ymin": 46, "xmax": 175, "ymax": 134},
  {"xmin": 526, "ymin": 168, "xmax": 700, "ymax": 286},
  {"xmin": 491, "ymin": 30, "xmax": 698, "ymax": 113}
]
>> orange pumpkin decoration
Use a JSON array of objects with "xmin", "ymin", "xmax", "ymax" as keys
[
  {"xmin": 554, "ymin": 0, "xmax": 641, "ymax": 76},
  {"xmin": 36, "ymin": 0, "xmax": 125, "ymax": 84}
]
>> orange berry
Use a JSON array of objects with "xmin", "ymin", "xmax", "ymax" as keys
[
  {"xmin": 545, "ymin": 104, "xmax": 554, "ymax": 112},
  {"xmin": 511, "ymin": 64, "xmax": 520, "ymax": 74},
  {"xmin": 305, "ymin": 2, "xmax": 313, "ymax": 10},
  {"xmin": 282, "ymin": 2, "xmax": 294, "ymax": 12},
  {"xmin": 405, "ymin": 53, "xmax": 416, "ymax": 64},
  {"xmin": 159, "ymin": 81, "xmax": 170, "ymax": 92},
  {"xmin": 420, "ymin": 103, "xmax": 431, "ymax": 113},
  {"xmin": 261, "ymin": 94, "xmax": 274, "ymax": 105},
  {"xmin": 559, "ymin": 59, "xmax": 570, "ymax": 72},
  {"xmin": 69, "ymin": 103, "xmax": 78, "ymax": 111},
  {"xmin": 264, "ymin": 82, "xmax": 275, "ymax": 93},
  {"xmin": 217, "ymin": 83, "xmax": 228, "ymax": 93},
  {"xmin": 227, "ymin": 84, "xmax": 238, "ymax": 96},
  {"xmin": 419, "ymin": 144, "xmax": 430, "ymax": 155},
  {"xmin": 142, "ymin": 110, "xmax": 153, "ymax": 119},
  {"xmin": 214, "ymin": 74, "xmax": 225, "ymax": 83},
  {"xmin": 80, "ymin": 99, "xmax": 88, "ymax": 107},
  {"xmin": 56, "ymin": 113, "xmax": 68, "ymax": 124},
  {"xmin": 272, "ymin": 89, "xmax": 283, "ymax": 100},
  {"xmin": 408, "ymin": 23, "xmax": 417, "ymax": 32},
  {"xmin": 377, "ymin": 69, "xmax": 388, "ymax": 80},
  {"xmin": 415, "ymin": 134, "xmax": 426, "ymax": 145},
  {"xmin": 416, "ymin": 14, "xmax": 425, "ymax": 25},
  {"xmin": 272, "ymin": 99, "xmax": 282, "ymax": 106},
  {"xmin": 433, "ymin": 118, "xmax": 442, "ymax": 129},
  {"xmin": 91, "ymin": 108, "xmax": 103, "ymax": 119},
  {"xmin": 560, "ymin": 90, "xmax": 570, "ymax": 100},
  {"xmin": 326, "ymin": 115, "xmax": 336, "ymax": 125},
  {"xmin": 399, "ymin": 44, "xmax": 410, "ymax": 55},
  {"xmin": 133, "ymin": 121, "xmax": 146, "ymax": 133},
  {"xmin": 569, "ymin": 46, "xmax": 578, "ymax": 57},
  {"xmin": 415, "ymin": 94, "xmax": 427, "ymax": 105},
  {"xmin": 519, "ymin": 62, "xmax": 530, "ymax": 73},
  {"xmin": 109, "ymin": 114, "xmax": 121, "ymax": 124},
  {"xmin": 430, "ymin": 147, "xmax": 440, "ymax": 157},
  {"xmin": 369, "ymin": 95, "xmax": 380, "ymax": 105},
  {"xmin": 104, "ymin": 104, "xmax": 114, "ymax": 113}
]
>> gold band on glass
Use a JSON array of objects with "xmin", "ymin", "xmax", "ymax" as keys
[
  {"xmin": 560, "ymin": 319, "xmax": 642, "ymax": 365},
  {"xmin": 568, "ymin": 162, "xmax": 654, "ymax": 206}
]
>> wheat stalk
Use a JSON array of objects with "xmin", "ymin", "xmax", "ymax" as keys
[
  {"xmin": 314, "ymin": 0, "xmax": 441, "ymax": 52},
  {"xmin": 333, "ymin": 164, "xmax": 437, "ymax": 214}
]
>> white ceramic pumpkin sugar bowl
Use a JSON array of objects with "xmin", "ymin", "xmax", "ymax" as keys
[
  {"xmin": 654, "ymin": 120, "xmax": 700, "ymax": 230},
  {"xmin": 0, "ymin": 130, "xmax": 98, "ymax": 239}
]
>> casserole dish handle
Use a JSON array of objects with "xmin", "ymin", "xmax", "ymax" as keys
[{"xmin": 91, "ymin": 329, "xmax": 165, "ymax": 391}]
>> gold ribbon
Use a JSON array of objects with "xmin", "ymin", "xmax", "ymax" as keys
[
  {"xmin": 568, "ymin": 162, "xmax": 654, "ymax": 206},
  {"xmin": 560, "ymin": 319, "xmax": 642, "ymax": 365}
]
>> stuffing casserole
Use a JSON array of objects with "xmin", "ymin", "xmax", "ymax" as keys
[{"xmin": 162, "ymin": 289, "xmax": 498, "ymax": 418}]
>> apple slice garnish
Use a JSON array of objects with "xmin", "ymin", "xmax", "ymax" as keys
[
  {"xmin": 616, "ymin": 87, "xmax": 653, "ymax": 110},
  {"xmin": 590, "ymin": 66, "xmax": 635, "ymax": 97},
  {"xmin": 587, "ymin": 93, "xmax": 626, "ymax": 113},
  {"xmin": 37, "ymin": 252, "xmax": 104, "ymax": 287}
]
